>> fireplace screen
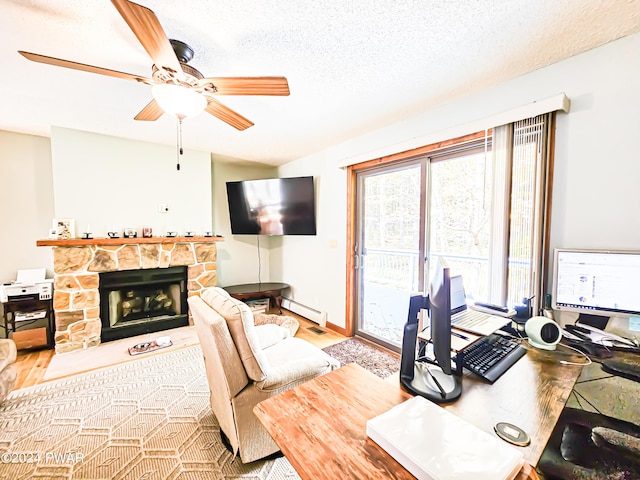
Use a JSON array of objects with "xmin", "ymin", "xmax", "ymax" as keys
[
  {"xmin": 108, "ymin": 285, "xmax": 180, "ymax": 326},
  {"xmin": 99, "ymin": 266, "xmax": 188, "ymax": 342}
]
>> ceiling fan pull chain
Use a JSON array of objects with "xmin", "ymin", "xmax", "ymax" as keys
[{"xmin": 176, "ymin": 118, "xmax": 183, "ymax": 171}]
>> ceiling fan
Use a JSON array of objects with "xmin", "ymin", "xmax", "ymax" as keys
[{"xmin": 18, "ymin": 0, "xmax": 289, "ymax": 131}]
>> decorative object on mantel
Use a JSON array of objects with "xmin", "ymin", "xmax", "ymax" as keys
[
  {"xmin": 81, "ymin": 224, "xmax": 93, "ymax": 239},
  {"xmin": 52, "ymin": 218, "xmax": 74, "ymax": 240},
  {"xmin": 107, "ymin": 230, "xmax": 120, "ymax": 238},
  {"xmin": 185, "ymin": 231, "xmax": 195, "ymax": 237},
  {"xmin": 204, "ymin": 231, "xmax": 213, "ymax": 237},
  {"xmin": 47, "ymin": 228, "xmax": 58, "ymax": 240},
  {"xmin": 123, "ymin": 227, "xmax": 137, "ymax": 238},
  {"xmin": 142, "ymin": 226, "xmax": 153, "ymax": 238},
  {"xmin": 166, "ymin": 231, "xmax": 178, "ymax": 238},
  {"xmin": 36, "ymin": 236, "xmax": 224, "ymax": 247}
]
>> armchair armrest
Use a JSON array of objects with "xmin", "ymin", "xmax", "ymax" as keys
[{"xmin": 255, "ymin": 357, "xmax": 334, "ymax": 391}]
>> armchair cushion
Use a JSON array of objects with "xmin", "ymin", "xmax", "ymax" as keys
[
  {"xmin": 256, "ymin": 337, "xmax": 340, "ymax": 390},
  {"xmin": 0, "ymin": 339, "xmax": 18, "ymax": 404},
  {"xmin": 254, "ymin": 323, "xmax": 291, "ymax": 350},
  {"xmin": 200, "ymin": 287, "xmax": 269, "ymax": 382}
]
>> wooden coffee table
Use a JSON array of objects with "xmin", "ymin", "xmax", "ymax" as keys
[{"xmin": 223, "ymin": 282, "xmax": 290, "ymax": 313}]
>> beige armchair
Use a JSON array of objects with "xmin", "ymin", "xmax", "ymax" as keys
[
  {"xmin": 0, "ymin": 338, "xmax": 17, "ymax": 403},
  {"xmin": 188, "ymin": 287, "xmax": 340, "ymax": 463}
]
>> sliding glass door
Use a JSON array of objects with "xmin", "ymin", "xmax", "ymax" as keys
[
  {"xmin": 354, "ymin": 161, "xmax": 425, "ymax": 351},
  {"xmin": 350, "ymin": 120, "xmax": 552, "ymax": 349}
]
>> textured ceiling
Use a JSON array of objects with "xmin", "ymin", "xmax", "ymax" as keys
[{"xmin": 1, "ymin": 0, "xmax": 639, "ymax": 166}]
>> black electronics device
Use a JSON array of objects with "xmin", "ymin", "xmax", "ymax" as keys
[
  {"xmin": 462, "ymin": 333, "xmax": 526, "ymax": 383},
  {"xmin": 400, "ymin": 257, "xmax": 462, "ymax": 403},
  {"xmin": 474, "ymin": 301, "xmax": 509, "ymax": 313},
  {"xmin": 226, "ymin": 176, "xmax": 316, "ymax": 235},
  {"xmin": 552, "ymin": 249, "xmax": 640, "ymax": 329}
]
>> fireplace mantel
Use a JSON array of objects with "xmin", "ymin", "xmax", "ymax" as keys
[
  {"xmin": 37, "ymin": 237, "xmax": 223, "ymax": 353},
  {"xmin": 36, "ymin": 236, "xmax": 224, "ymax": 247}
]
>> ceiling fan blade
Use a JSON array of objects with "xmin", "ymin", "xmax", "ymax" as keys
[
  {"xmin": 18, "ymin": 51, "xmax": 152, "ymax": 84},
  {"xmin": 200, "ymin": 77, "xmax": 290, "ymax": 96},
  {"xmin": 134, "ymin": 99, "xmax": 163, "ymax": 121},
  {"xmin": 205, "ymin": 99, "xmax": 254, "ymax": 130},
  {"xmin": 111, "ymin": 0, "xmax": 183, "ymax": 79}
]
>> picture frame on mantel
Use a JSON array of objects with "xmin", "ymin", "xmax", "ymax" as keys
[{"xmin": 53, "ymin": 218, "xmax": 75, "ymax": 240}]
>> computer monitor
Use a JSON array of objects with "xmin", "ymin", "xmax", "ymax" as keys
[
  {"xmin": 399, "ymin": 257, "xmax": 461, "ymax": 403},
  {"xmin": 430, "ymin": 256, "xmax": 453, "ymax": 376},
  {"xmin": 552, "ymin": 248, "xmax": 640, "ymax": 328}
]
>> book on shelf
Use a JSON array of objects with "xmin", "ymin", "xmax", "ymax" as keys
[{"xmin": 366, "ymin": 395, "xmax": 524, "ymax": 480}]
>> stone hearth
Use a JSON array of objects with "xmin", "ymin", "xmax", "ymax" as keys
[{"xmin": 37, "ymin": 237, "xmax": 222, "ymax": 354}]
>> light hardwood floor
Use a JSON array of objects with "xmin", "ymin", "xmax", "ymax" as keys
[{"xmin": 13, "ymin": 309, "xmax": 347, "ymax": 390}]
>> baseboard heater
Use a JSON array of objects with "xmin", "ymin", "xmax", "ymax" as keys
[{"xmin": 281, "ymin": 297, "xmax": 326, "ymax": 327}]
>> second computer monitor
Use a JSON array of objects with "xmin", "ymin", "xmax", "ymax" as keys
[{"xmin": 430, "ymin": 257, "xmax": 453, "ymax": 375}]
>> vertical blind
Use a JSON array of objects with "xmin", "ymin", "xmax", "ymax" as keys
[{"xmin": 504, "ymin": 114, "xmax": 552, "ymax": 312}]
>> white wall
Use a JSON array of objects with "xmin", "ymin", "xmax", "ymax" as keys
[
  {"xmin": 276, "ymin": 32, "xmax": 640, "ymax": 330},
  {"xmin": 211, "ymin": 159, "xmax": 277, "ymax": 287},
  {"xmin": 50, "ymin": 127, "xmax": 212, "ymax": 238},
  {"xmin": 273, "ymin": 157, "xmax": 347, "ymax": 328},
  {"xmin": 0, "ymin": 131, "xmax": 54, "ymax": 283}
]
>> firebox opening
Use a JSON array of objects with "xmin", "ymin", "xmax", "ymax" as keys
[{"xmin": 99, "ymin": 266, "xmax": 189, "ymax": 342}]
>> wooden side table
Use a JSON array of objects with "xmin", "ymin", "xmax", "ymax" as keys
[{"xmin": 223, "ymin": 282, "xmax": 290, "ymax": 313}]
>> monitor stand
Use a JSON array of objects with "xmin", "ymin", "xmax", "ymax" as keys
[
  {"xmin": 402, "ymin": 361, "xmax": 462, "ymax": 403},
  {"xmin": 400, "ymin": 293, "xmax": 462, "ymax": 404}
]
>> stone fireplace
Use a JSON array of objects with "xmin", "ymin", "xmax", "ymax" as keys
[{"xmin": 37, "ymin": 236, "xmax": 222, "ymax": 354}]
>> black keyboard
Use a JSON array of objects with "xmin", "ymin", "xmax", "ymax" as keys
[{"xmin": 461, "ymin": 333, "xmax": 526, "ymax": 383}]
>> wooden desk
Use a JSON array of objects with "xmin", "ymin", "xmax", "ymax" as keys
[
  {"xmin": 223, "ymin": 282, "xmax": 290, "ymax": 313},
  {"xmin": 255, "ymin": 346, "xmax": 583, "ymax": 479},
  {"xmin": 415, "ymin": 329, "xmax": 584, "ymax": 463}
]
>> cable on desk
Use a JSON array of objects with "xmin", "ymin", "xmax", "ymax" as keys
[
  {"xmin": 505, "ymin": 331, "xmax": 592, "ymax": 366},
  {"xmin": 557, "ymin": 342, "xmax": 593, "ymax": 366}
]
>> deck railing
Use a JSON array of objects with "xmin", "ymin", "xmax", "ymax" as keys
[{"xmin": 363, "ymin": 248, "xmax": 530, "ymax": 305}]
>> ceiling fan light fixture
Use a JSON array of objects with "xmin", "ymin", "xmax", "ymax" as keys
[{"xmin": 151, "ymin": 84, "xmax": 207, "ymax": 119}]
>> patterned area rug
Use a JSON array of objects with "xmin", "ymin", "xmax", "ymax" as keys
[
  {"xmin": 322, "ymin": 337, "xmax": 400, "ymax": 379},
  {"xmin": 0, "ymin": 345, "xmax": 299, "ymax": 480}
]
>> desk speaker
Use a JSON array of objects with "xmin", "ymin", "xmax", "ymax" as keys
[{"xmin": 525, "ymin": 316, "xmax": 561, "ymax": 350}]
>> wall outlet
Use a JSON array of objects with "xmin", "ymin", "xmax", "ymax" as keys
[{"xmin": 158, "ymin": 204, "xmax": 169, "ymax": 213}]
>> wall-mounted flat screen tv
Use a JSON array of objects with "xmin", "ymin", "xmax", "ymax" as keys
[{"xmin": 226, "ymin": 176, "xmax": 317, "ymax": 235}]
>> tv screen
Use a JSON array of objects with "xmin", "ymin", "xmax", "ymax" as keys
[{"xmin": 226, "ymin": 176, "xmax": 317, "ymax": 235}]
